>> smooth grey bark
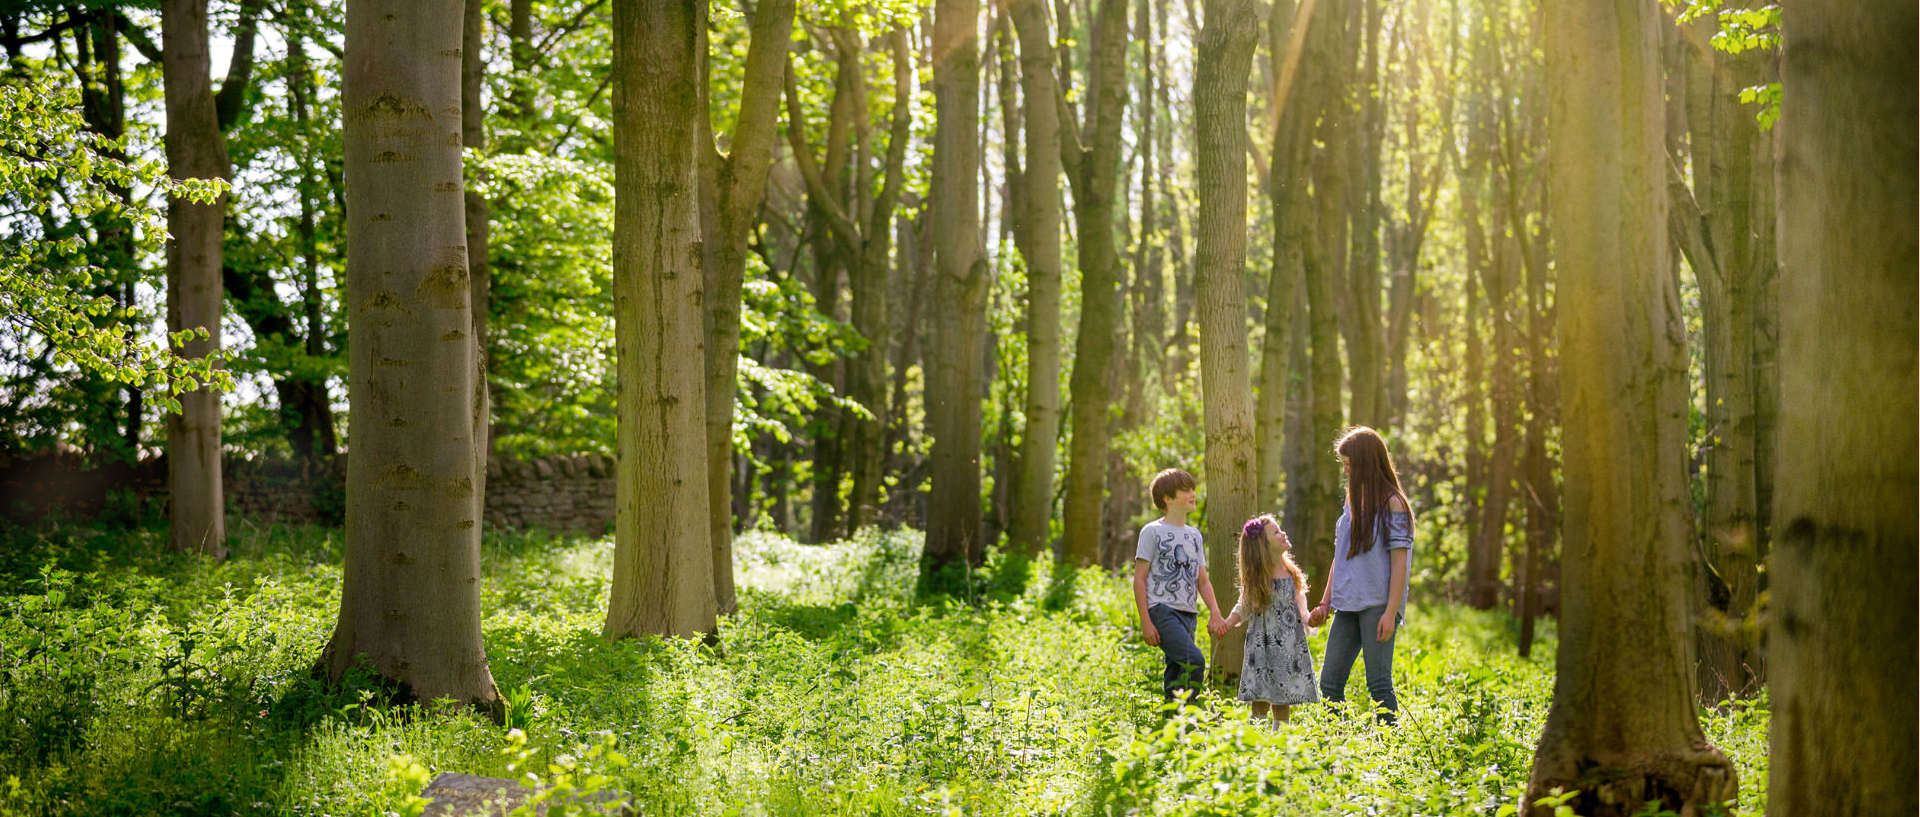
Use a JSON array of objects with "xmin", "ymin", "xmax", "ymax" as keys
[
  {"xmin": 1005, "ymin": 0, "xmax": 1065, "ymax": 558},
  {"xmin": 1057, "ymin": 0, "xmax": 1129, "ymax": 568},
  {"xmin": 1526, "ymin": 1, "xmax": 1735, "ymax": 812},
  {"xmin": 325, "ymin": 0, "xmax": 500, "ymax": 712},
  {"xmin": 1193, "ymin": 0, "xmax": 1265, "ymax": 678},
  {"xmin": 700, "ymin": 0, "xmax": 796, "ymax": 615},
  {"xmin": 1257, "ymin": 0, "xmax": 1316, "ymax": 512},
  {"xmin": 1767, "ymin": 2, "xmax": 1917, "ymax": 813},
  {"xmin": 160, "ymin": 0, "xmax": 229, "ymax": 558},
  {"xmin": 603, "ymin": 0, "xmax": 716, "ymax": 639},
  {"xmin": 462, "ymin": 0, "xmax": 490, "ymax": 507},
  {"xmin": 921, "ymin": 0, "xmax": 989, "ymax": 581},
  {"xmin": 1669, "ymin": 5, "xmax": 1772, "ymax": 702}
]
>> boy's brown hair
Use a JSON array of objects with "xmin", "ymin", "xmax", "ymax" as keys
[{"xmin": 1149, "ymin": 468, "xmax": 1197, "ymax": 511}]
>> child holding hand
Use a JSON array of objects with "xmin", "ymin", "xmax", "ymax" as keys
[{"xmin": 1223, "ymin": 514, "xmax": 1319, "ymax": 725}]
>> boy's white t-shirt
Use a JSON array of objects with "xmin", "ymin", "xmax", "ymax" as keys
[{"xmin": 1135, "ymin": 519, "xmax": 1207, "ymax": 613}]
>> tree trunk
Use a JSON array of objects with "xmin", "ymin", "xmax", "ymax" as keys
[
  {"xmin": 1767, "ymin": 3, "xmax": 1917, "ymax": 813},
  {"xmin": 1301, "ymin": 0, "xmax": 1349, "ymax": 597},
  {"xmin": 846, "ymin": 30, "xmax": 912, "ymax": 535},
  {"xmin": 1058, "ymin": 0, "xmax": 1129, "ymax": 568},
  {"xmin": 288, "ymin": 35, "xmax": 338, "ymax": 461},
  {"xmin": 921, "ymin": 0, "xmax": 988, "ymax": 583},
  {"xmin": 325, "ymin": 0, "xmax": 500, "ymax": 711},
  {"xmin": 1344, "ymin": 0, "xmax": 1384, "ymax": 429},
  {"xmin": 604, "ymin": 0, "xmax": 716, "ymax": 640},
  {"xmin": 1194, "ymin": 0, "xmax": 1264, "ymax": 678},
  {"xmin": 1257, "ymin": 0, "xmax": 1314, "ymax": 513},
  {"xmin": 508, "ymin": 0, "xmax": 533, "ymax": 123},
  {"xmin": 1526, "ymin": 1, "xmax": 1736, "ymax": 812},
  {"xmin": 161, "ymin": 0, "xmax": 228, "ymax": 558},
  {"xmin": 461, "ymin": 0, "xmax": 490, "ymax": 512},
  {"xmin": 1006, "ymin": 0, "xmax": 1066, "ymax": 558},
  {"xmin": 1481, "ymin": 208, "xmax": 1520, "ymax": 614},
  {"xmin": 700, "ymin": 0, "xmax": 796, "ymax": 614},
  {"xmin": 1518, "ymin": 6, "xmax": 1555, "ymax": 660},
  {"xmin": 1672, "ymin": 6, "xmax": 1768, "ymax": 703}
]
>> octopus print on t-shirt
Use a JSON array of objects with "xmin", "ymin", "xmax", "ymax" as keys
[{"xmin": 1134, "ymin": 519, "xmax": 1207, "ymax": 613}]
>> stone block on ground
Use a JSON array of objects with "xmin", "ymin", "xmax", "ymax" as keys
[{"xmin": 419, "ymin": 772, "xmax": 629, "ymax": 817}]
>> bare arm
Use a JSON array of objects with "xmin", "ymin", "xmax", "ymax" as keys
[
  {"xmin": 1197, "ymin": 566, "xmax": 1225, "ymax": 622},
  {"xmin": 1378, "ymin": 495, "xmax": 1413, "ymax": 639}
]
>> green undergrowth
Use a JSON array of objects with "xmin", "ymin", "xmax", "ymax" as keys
[{"xmin": 0, "ymin": 520, "xmax": 1768, "ymax": 816}]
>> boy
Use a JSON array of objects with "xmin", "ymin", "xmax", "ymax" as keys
[{"xmin": 1134, "ymin": 468, "xmax": 1228, "ymax": 704}]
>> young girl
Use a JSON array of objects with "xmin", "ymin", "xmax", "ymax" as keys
[
  {"xmin": 1224, "ymin": 514, "xmax": 1318, "ymax": 725},
  {"xmin": 1308, "ymin": 426, "xmax": 1414, "ymax": 724}
]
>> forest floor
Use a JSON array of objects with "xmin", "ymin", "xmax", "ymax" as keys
[{"xmin": 0, "ymin": 521, "xmax": 1768, "ymax": 816}]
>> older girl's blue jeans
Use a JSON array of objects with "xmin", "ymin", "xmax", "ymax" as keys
[{"xmin": 1319, "ymin": 605, "xmax": 1399, "ymax": 723}]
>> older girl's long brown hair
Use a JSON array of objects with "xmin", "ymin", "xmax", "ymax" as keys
[
  {"xmin": 1338, "ymin": 427, "xmax": 1410, "ymax": 559},
  {"xmin": 1237, "ymin": 515, "xmax": 1308, "ymax": 614}
]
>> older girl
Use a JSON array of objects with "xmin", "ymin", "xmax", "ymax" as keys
[
  {"xmin": 1224, "ymin": 514, "xmax": 1318, "ymax": 725},
  {"xmin": 1308, "ymin": 426, "xmax": 1413, "ymax": 724}
]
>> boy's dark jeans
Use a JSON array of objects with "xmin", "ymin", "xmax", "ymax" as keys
[
  {"xmin": 1148, "ymin": 604, "xmax": 1206, "ymax": 702},
  {"xmin": 1319, "ymin": 604, "xmax": 1400, "ymax": 723}
]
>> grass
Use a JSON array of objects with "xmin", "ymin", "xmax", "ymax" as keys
[{"xmin": 0, "ymin": 519, "xmax": 1768, "ymax": 816}]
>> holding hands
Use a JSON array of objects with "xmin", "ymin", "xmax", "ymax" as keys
[
  {"xmin": 1307, "ymin": 603, "xmax": 1330, "ymax": 629},
  {"xmin": 1207, "ymin": 614, "xmax": 1229, "ymax": 640}
]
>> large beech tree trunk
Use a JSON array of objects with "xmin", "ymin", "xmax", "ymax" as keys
[
  {"xmin": 700, "ymin": 0, "xmax": 795, "ymax": 616},
  {"xmin": 1527, "ymin": 1, "xmax": 1736, "ymax": 812},
  {"xmin": 603, "ymin": 0, "xmax": 716, "ymax": 639},
  {"xmin": 325, "ymin": 0, "xmax": 500, "ymax": 710},
  {"xmin": 1767, "ymin": 3, "xmax": 1917, "ymax": 813},
  {"xmin": 921, "ymin": 0, "xmax": 988, "ymax": 582},
  {"xmin": 1058, "ymin": 0, "xmax": 1129, "ymax": 568},
  {"xmin": 161, "ymin": 0, "xmax": 228, "ymax": 558},
  {"xmin": 1193, "ymin": 0, "xmax": 1264, "ymax": 678},
  {"xmin": 1005, "ymin": 0, "xmax": 1065, "ymax": 558}
]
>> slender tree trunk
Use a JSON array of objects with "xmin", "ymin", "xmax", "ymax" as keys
[
  {"xmin": 1301, "ymin": 0, "xmax": 1349, "ymax": 590},
  {"xmin": 1258, "ymin": 0, "xmax": 1315, "ymax": 511},
  {"xmin": 1006, "ymin": 0, "xmax": 1066, "ymax": 558},
  {"xmin": 700, "ymin": 0, "xmax": 796, "ymax": 614},
  {"xmin": 921, "ymin": 0, "xmax": 988, "ymax": 583},
  {"xmin": 846, "ymin": 30, "xmax": 912, "ymax": 535},
  {"xmin": 1767, "ymin": 3, "xmax": 1917, "ymax": 813},
  {"xmin": 1344, "ymin": 0, "xmax": 1383, "ymax": 429},
  {"xmin": 1518, "ymin": 7, "xmax": 1555, "ymax": 659},
  {"xmin": 1672, "ymin": 6, "xmax": 1768, "ymax": 703},
  {"xmin": 508, "ymin": 0, "xmax": 533, "ymax": 123},
  {"xmin": 1058, "ymin": 0, "xmax": 1129, "ymax": 568},
  {"xmin": 1526, "ymin": 1, "xmax": 1736, "ymax": 811},
  {"xmin": 325, "ymin": 0, "xmax": 500, "ymax": 712},
  {"xmin": 604, "ymin": 0, "xmax": 716, "ymax": 639},
  {"xmin": 462, "ymin": 0, "xmax": 490, "ymax": 513},
  {"xmin": 1482, "ymin": 211, "xmax": 1520, "ymax": 613},
  {"xmin": 287, "ymin": 35, "xmax": 337, "ymax": 461},
  {"xmin": 1194, "ymin": 0, "xmax": 1264, "ymax": 677},
  {"xmin": 161, "ymin": 0, "xmax": 228, "ymax": 558}
]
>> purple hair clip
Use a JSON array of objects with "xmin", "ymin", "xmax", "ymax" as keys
[{"xmin": 1243, "ymin": 519, "xmax": 1267, "ymax": 538}]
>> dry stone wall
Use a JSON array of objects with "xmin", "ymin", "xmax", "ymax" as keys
[{"xmin": 113, "ymin": 453, "xmax": 618, "ymax": 534}]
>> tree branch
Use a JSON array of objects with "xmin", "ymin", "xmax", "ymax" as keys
[
  {"xmin": 215, "ymin": 0, "xmax": 265, "ymax": 132},
  {"xmin": 782, "ymin": 58, "xmax": 862, "ymax": 251}
]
